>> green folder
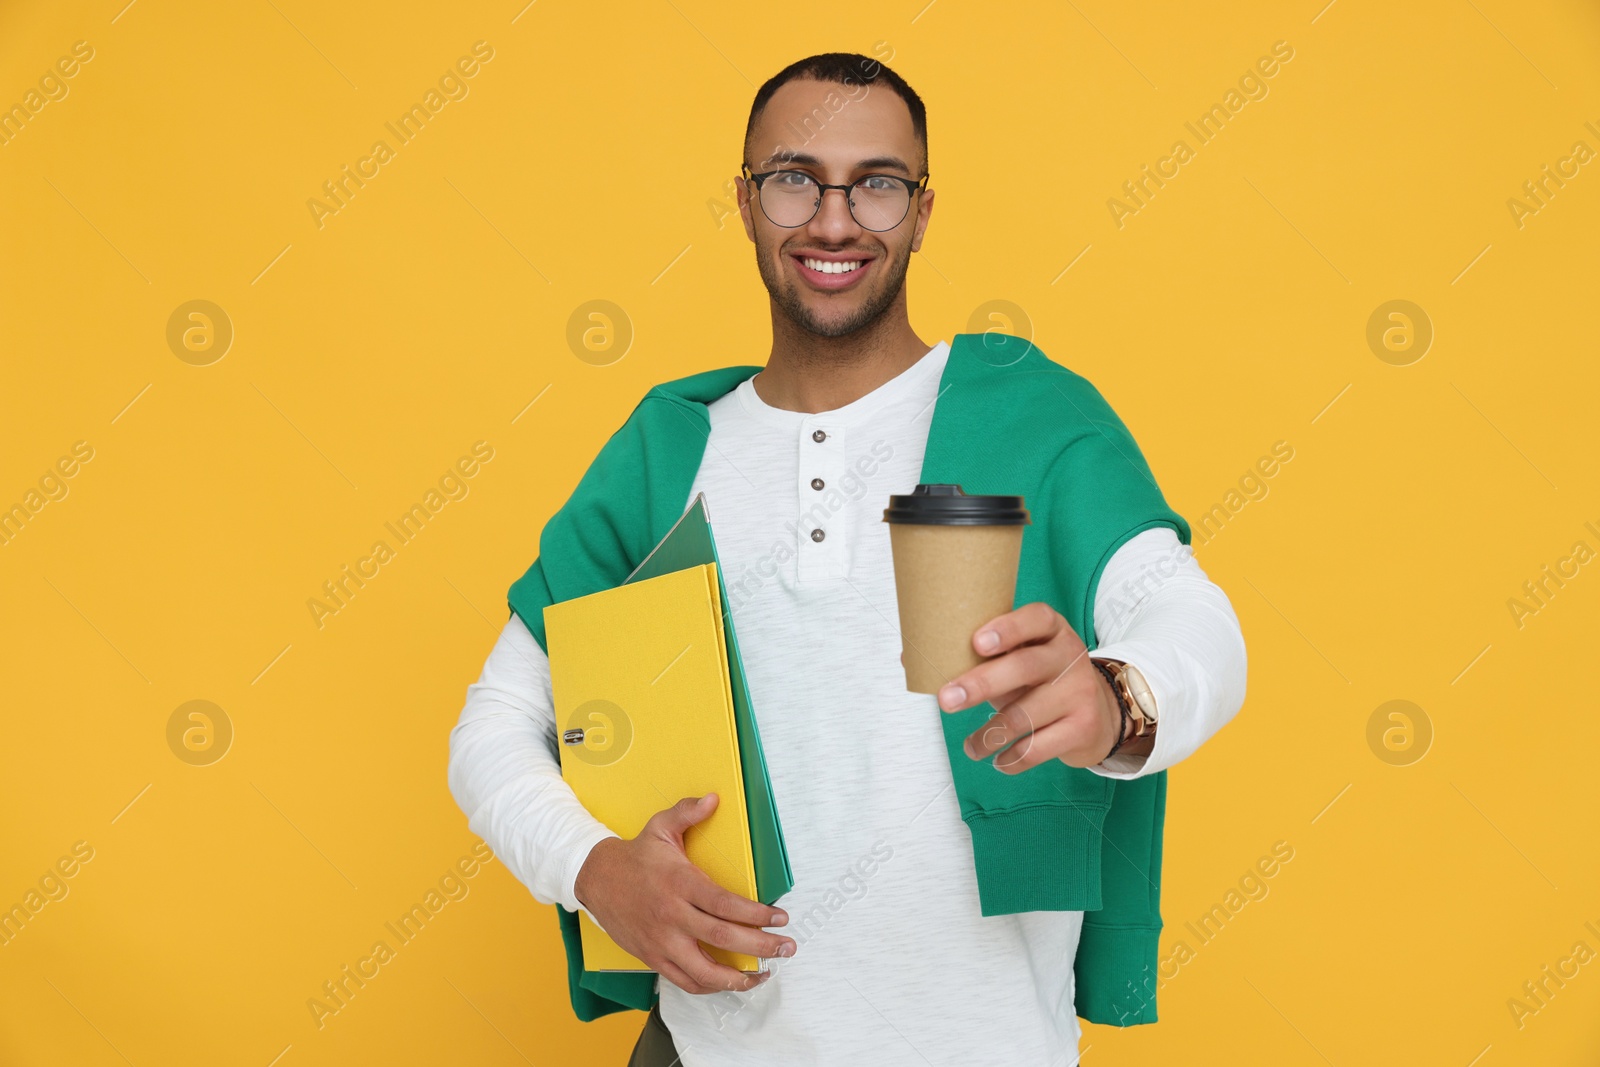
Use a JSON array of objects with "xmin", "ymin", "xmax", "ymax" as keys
[{"xmin": 623, "ymin": 492, "xmax": 794, "ymax": 905}]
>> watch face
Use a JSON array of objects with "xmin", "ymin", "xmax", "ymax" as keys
[{"xmin": 1122, "ymin": 664, "xmax": 1158, "ymax": 723}]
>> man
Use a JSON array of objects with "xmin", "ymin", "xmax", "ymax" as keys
[{"xmin": 449, "ymin": 52, "xmax": 1246, "ymax": 1066}]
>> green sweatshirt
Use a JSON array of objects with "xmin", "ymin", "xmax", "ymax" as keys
[{"xmin": 508, "ymin": 331, "xmax": 1191, "ymax": 1027}]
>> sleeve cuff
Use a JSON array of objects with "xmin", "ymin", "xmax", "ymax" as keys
[
  {"xmin": 1086, "ymin": 643, "xmax": 1180, "ymax": 780},
  {"xmin": 558, "ymin": 824, "xmax": 622, "ymax": 922}
]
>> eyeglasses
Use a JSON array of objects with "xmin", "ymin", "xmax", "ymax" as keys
[{"xmin": 742, "ymin": 164, "xmax": 929, "ymax": 232}]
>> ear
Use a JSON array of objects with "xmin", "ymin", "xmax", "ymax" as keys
[
  {"xmin": 736, "ymin": 176, "xmax": 757, "ymax": 243},
  {"xmin": 909, "ymin": 187, "xmax": 934, "ymax": 253}
]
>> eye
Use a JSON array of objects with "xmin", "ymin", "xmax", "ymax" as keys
[
  {"xmin": 770, "ymin": 171, "xmax": 815, "ymax": 189},
  {"xmin": 855, "ymin": 175, "xmax": 897, "ymax": 192}
]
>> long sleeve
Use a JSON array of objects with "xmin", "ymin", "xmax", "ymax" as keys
[
  {"xmin": 1085, "ymin": 527, "xmax": 1247, "ymax": 779},
  {"xmin": 447, "ymin": 612, "xmax": 619, "ymax": 916}
]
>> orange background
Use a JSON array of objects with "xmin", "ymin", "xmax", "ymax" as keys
[{"xmin": 2, "ymin": 1, "xmax": 1598, "ymax": 1063}]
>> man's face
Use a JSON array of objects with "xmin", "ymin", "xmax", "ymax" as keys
[{"xmin": 738, "ymin": 77, "xmax": 933, "ymax": 339}]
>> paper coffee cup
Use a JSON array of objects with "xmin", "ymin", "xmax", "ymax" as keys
[{"xmin": 882, "ymin": 484, "xmax": 1031, "ymax": 694}]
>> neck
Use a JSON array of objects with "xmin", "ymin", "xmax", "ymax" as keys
[{"xmin": 753, "ymin": 291, "xmax": 931, "ymax": 414}]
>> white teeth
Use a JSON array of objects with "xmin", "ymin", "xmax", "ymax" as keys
[{"xmin": 803, "ymin": 257, "xmax": 863, "ymax": 274}]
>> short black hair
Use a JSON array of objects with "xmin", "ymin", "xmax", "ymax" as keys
[{"xmin": 744, "ymin": 52, "xmax": 928, "ymax": 175}]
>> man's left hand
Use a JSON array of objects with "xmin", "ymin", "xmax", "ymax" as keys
[{"xmin": 933, "ymin": 602, "xmax": 1149, "ymax": 773}]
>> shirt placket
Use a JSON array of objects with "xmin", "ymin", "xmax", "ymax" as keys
[{"xmin": 796, "ymin": 417, "xmax": 847, "ymax": 581}]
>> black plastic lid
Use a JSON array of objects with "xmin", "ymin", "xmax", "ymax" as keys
[{"xmin": 882, "ymin": 484, "xmax": 1031, "ymax": 526}]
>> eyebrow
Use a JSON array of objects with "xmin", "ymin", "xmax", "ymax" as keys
[{"xmin": 764, "ymin": 151, "xmax": 915, "ymax": 175}]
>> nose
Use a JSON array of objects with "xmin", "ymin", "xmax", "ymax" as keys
[{"xmin": 806, "ymin": 185, "xmax": 862, "ymax": 243}]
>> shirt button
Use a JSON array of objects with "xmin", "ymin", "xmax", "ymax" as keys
[
  {"xmin": 811, "ymin": 528, "xmax": 825, "ymax": 542},
  {"xmin": 811, "ymin": 477, "xmax": 825, "ymax": 490},
  {"xmin": 812, "ymin": 429, "xmax": 827, "ymax": 442}
]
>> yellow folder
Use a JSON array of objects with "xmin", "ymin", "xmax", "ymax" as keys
[{"xmin": 544, "ymin": 560, "xmax": 760, "ymax": 973}]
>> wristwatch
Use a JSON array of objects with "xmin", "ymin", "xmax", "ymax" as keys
[{"xmin": 1092, "ymin": 658, "xmax": 1158, "ymax": 738}]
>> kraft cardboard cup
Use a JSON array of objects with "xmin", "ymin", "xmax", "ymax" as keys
[{"xmin": 882, "ymin": 484, "xmax": 1031, "ymax": 694}]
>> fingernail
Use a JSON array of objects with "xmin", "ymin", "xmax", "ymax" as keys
[
  {"xmin": 976, "ymin": 630, "xmax": 998, "ymax": 653},
  {"xmin": 778, "ymin": 941, "xmax": 795, "ymax": 957},
  {"xmin": 939, "ymin": 684, "xmax": 966, "ymax": 709},
  {"xmin": 771, "ymin": 910, "xmax": 787, "ymax": 925}
]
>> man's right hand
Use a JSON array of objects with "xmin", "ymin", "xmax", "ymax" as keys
[{"xmin": 574, "ymin": 792, "xmax": 795, "ymax": 994}]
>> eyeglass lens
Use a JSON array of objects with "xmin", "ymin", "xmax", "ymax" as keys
[{"xmin": 758, "ymin": 172, "xmax": 913, "ymax": 231}]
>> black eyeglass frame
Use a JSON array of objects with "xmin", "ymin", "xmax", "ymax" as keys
[{"xmin": 740, "ymin": 164, "xmax": 930, "ymax": 231}]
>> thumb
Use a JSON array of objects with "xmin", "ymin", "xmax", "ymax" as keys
[{"xmin": 654, "ymin": 793, "xmax": 718, "ymax": 842}]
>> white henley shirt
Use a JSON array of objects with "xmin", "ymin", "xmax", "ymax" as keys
[{"xmin": 448, "ymin": 339, "xmax": 1247, "ymax": 1066}]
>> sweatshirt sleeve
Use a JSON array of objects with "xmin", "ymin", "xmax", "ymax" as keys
[
  {"xmin": 447, "ymin": 611, "xmax": 619, "ymax": 918},
  {"xmin": 1084, "ymin": 527, "xmax": 1247, "ymax": 779}
]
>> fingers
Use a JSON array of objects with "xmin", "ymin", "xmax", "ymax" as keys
[
  {"xmin": 657, "ymin": 940, "xmax": 770, "ymax": 995},
  {"xmin": 690, "ymin": 876, "xmax": 790, "ymax": 931},
  {"xmin": 657, "ymin": 957, "xmax": 716, "ymax": 995},
  {"xmin": 990, "ymin": 714, "xmax": 1101, "ymax": 773},
  {"xmin": 963, "ymin": 690, "xmax": 1052, "ymax": 761},
  {"xmin": 970, "ymin": 601, "xmax": 1071, "ymax": 658},
  {"xmin": 687, "ymin": 872, "xmax": 796, "ymax": 958},
  {"xmin": 960, "ymin": 653, "xmax": 1102, "ymax": 761},
  {"xmin": 686, "ymin": 909, "xmax": 796, "ymax": 960},
  {"xmin": 940, "ymin": 640, "xmax": 1071, "ymax": 715},
  {"xmin": 690, "ymin": 942, "xmax": 771, "ymax": 992},
  {"xmin": 939, "ymin": 605, "xmax": 1085, "ymax": 715},
  {"xmin": 637, "ymin": 809, "xmax": 797, "ymax": 988},
  {"xmin": 982, "ymin": 684, "xmax": 1028, "ymax": 716},
  {"xmin": 657, "ymin": 952, "xmax": 767, "ymax": 995}
]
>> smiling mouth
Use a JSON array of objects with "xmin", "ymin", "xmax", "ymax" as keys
[
  {"xmin": 790, "ymin": 253, "xmax": 875, "ymax": 287},
  {"xmin": 799, "ymin": 256, "xmax": 866, "ymax": 274}
]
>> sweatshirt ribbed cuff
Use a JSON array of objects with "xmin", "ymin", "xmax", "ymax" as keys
[{"xmin": 1073, "ymin": 922, "xmax": 1163, "ymax": 1026}]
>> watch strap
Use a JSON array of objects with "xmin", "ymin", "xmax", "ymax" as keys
[{"xmin": 1092, "ymin": 659, "xmax": 1135, "ymax": 762}]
